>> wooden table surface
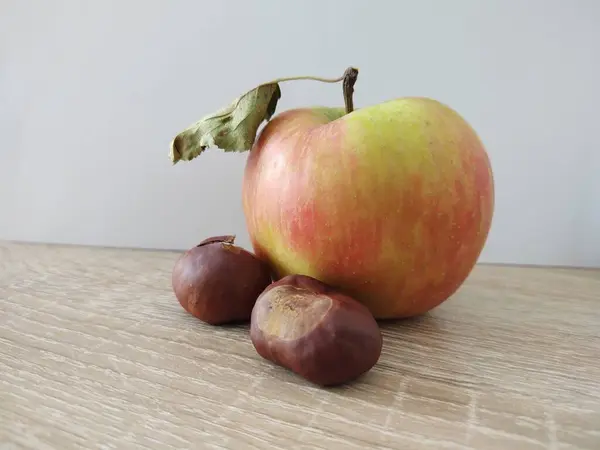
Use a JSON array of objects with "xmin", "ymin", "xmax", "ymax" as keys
[{"xmin": 1, "ymin": 241, "xmax": 599, "ymax": 450}]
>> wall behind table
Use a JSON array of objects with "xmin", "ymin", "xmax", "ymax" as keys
[{"xmin": 1, "ymin": 0, "xmax": 599, "ymax": 267}]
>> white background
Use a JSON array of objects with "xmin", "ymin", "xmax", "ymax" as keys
[{"xmin": 1, "ymin": 0, "xmax": 599, "ymax": 267}]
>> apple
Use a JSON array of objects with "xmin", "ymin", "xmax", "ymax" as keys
[
  {"xmin": 242, "ymin": 97, "xmax": 494, "ymax": 319},
  {"xmin": 170, "ymin": 68, "xmax": 494, "ymax": 320}
]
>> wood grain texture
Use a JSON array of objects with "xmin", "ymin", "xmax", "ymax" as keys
[{"xmin": 1, "ymin": 241, "xmax": 599, "ymax": 450}]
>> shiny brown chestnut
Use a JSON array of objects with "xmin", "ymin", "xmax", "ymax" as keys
[
  {"xmin": 250, "ymin": 274, "xmax": 383, "ymax": 386},
  {"xmin": 172, "ymin": 235, "xmax": 272, "ymax": 325}
]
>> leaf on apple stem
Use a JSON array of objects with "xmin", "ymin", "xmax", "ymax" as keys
[
  {"xmin": 169, "ymin": 67, "xmax": 358, "ymax": 165},
  {"xmin": 170, "ymin": 83, "xmax": 282, "ymax": 164}
]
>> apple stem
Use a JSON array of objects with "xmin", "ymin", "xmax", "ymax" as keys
[
  {"xmin": 342, "ymin": 67, "xmax": 359, "ymax": 114},
  {"xmin": 269, "ymin": 66, "xmax": 359, "ymax": 114}
]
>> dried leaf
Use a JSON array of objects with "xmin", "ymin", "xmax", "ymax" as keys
[{"xmin": 170, "ymin": 83, "xmax": 282, "ymax": 164}]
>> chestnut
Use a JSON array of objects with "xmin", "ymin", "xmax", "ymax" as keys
[
  {"xmin": 249, "ymin": 274, "xmax": 383, "ymax": 386},
  {"xmin": 172, "ymin": 235, "xmax": 273, "ymax": 325}
]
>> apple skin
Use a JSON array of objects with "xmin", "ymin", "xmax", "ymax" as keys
[{"xmin": 242, "ymin": 97, "xmax": 494, "ymax": 319}]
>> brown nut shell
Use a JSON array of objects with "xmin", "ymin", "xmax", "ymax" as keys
[
  {"xmin": 250, "ymin": 274, "xmax": 383, "ymax": 386},
  {"xmin": 172, "ymin": 235, "xmax": 273, "ymax": 325}
]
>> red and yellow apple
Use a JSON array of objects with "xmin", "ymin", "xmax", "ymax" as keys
[{"xmin": 242, "ymin": 97, "xmax": 494, "ymax": 319}]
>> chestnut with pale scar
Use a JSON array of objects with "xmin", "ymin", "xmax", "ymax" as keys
[{"xmin": 250, "ymin": 274, "xmax": 383, "ymax": 386}]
